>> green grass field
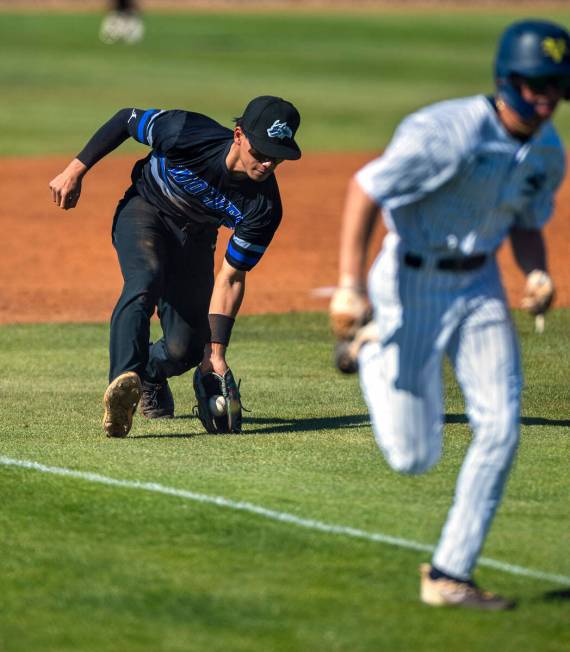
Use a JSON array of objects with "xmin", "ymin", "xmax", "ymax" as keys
[
  {"xmin": 0, "ymin": 9, "xmax": 569, "ymax": 154},
  {"xmin": 1, "ymin": 312, "xmax": 569, "ymax": 651}
]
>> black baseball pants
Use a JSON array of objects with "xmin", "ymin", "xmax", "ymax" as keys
[{"xmin": 109, "ymin": 190, "xmax": 216, "ymax": 384}]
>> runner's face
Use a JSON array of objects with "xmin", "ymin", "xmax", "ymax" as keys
[{"xmin": 516, "ymin": 75, "xmax": 566, "ymax": 124}]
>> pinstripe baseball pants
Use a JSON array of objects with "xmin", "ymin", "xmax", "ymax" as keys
[{"xmin": 359, "ymin": 235, "xmax": 522, "ymax": 580}]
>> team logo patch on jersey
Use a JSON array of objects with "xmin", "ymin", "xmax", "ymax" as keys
[
  {"xmin": 542, "ymin": 37, "xmax": 567, "ymax": 63},
  {"xmin": 267, "ymin": 120, "xmax": 292, "ymax": 140}
]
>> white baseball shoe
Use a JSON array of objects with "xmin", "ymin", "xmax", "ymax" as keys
[
  {"xmin": 99, "ymin": 11, "xmax": 124, "ymax": 45},
  {"xmin": 99, "ymin": 11, "xmax": 145, "ymax": 45},
  {"xmin": 420, "ymin": 564, "xmax": 515, "ymax": 611},
  {"xmin": 102, "ymin": 371, "xmax": 142, "ymax": 438},
  {"xmin": 121, "ymin": 12, "xmax": 145, "ymax": 44}
]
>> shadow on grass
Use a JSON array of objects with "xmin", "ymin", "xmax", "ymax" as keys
[
  {"xmin": 541, "ymin": 588, "xmax": 570, "ymax": 601},
  {"xmin": 528, "ymin": 587, "xmax": 570, "ymax": 603},
  {"xmin": 132, "ymin": 413, "xmax": 372, "ymax": 438},
  {"xmin": 240, "ymin": 414, "xmax": 372, "ymax": 435},
  {"xmin": 132, "ymin": 432, "xmax": 199, "ymax": 440},
  {"xmin": 133, "ymin": 412, "xmax": 569, "ymax": 439},
  {"xmin": 446, "ymin": 413, "xmax": 570, "ymax": 427}
]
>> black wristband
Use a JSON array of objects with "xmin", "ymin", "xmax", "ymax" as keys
[{"xmin": 208, "ymin": 314, "xmax": 235, "ymax": 346}]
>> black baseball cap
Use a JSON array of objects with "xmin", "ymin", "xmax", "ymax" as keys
[{"xmin": 239, "ymin": 95, "xmax": 301, "ymax": 160}]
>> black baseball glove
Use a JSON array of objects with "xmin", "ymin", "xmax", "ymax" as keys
[{"xmin": 193, "ymin": 367, "xmax": 243, "ymax": 434}]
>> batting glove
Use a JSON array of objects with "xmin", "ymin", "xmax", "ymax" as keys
[{"xmin": 521, "ymin": 269, "xmax": 555, "ymax": 315}]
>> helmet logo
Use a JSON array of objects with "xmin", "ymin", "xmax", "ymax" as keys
[{"xmin": 542, "ymin": 37, "xmax": 567, "ymax": 63}]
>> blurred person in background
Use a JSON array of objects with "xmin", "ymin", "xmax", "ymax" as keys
[{"xmin": 100, "ymin": 0, "xmax": 144, "ymax": 45}]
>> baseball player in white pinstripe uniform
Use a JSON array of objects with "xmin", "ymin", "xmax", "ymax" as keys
[{"xmin": 330, "ymin": 19, "xmax": 569, "ymax": 609}]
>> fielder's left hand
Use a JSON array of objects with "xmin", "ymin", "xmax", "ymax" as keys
[{"xmin": 193, "ymin": 366, "xmax": 243, "ymax": 434}]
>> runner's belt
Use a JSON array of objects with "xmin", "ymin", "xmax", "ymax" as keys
[{"xmin": 404, "ymin": 252, "xmax": 487, "ymax": 272}]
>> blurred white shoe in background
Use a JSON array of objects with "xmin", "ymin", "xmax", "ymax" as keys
[{"xmin": 100, "ymin": 11, "xmax": 144, "ymax": 45}]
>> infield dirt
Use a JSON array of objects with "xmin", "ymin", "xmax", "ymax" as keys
[{"xmin": 1, "ymin": 153, "xmax": 568, "ymax": 323}]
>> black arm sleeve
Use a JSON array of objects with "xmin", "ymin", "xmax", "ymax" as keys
[{"xmin": 76, "ymin": 108, "xmax": 133, "ymax": 169}]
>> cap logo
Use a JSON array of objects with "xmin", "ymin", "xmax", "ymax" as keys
[
  {"xmin": 542, "ymin": 37, "xmax": 567, "ymax": 63},
  {"xmin": 267, "ymin": 120, "xmax": 293, "ymax": 140}
]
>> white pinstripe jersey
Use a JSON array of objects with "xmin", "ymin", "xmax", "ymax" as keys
[{"xmin": 357, "ymin": 95, "xmax": 566, "ymax": 256}]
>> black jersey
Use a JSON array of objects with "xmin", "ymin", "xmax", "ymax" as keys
[{"xmin": 126, "ymin": 108, "xmax": 283, "ymax": 272}]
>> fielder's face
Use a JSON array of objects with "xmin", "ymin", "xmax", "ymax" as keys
[{"xmin": 232, "ymin": 127, "xmax": 283, "ymax": 182}]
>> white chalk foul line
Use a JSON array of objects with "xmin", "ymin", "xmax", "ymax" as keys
[{"xmin": 2, "ymin": 456, "xmax": 568, "ymax": 586}]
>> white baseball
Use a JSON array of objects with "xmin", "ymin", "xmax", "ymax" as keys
[{"xmin": 208, "ymin": 394, "xmax": 226, "ymax": 417}]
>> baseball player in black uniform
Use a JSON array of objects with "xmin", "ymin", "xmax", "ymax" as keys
[{"xmin": 49, "ymin": 96, "xmax": 301, "ymax": 437}]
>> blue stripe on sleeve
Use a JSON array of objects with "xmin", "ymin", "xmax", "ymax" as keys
[
  {"xmin": 159, "ymin": 154, "xmax": 167, "ymax": 180},
  {"xmin": 137, "ymin": 109, "xmax": 157, "ymax": 144},
  {"xmin": 227, "ymin": 241, "xmax": 259, "ymax": 266}
]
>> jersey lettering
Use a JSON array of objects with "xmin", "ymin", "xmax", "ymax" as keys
[
  {"xmin": 184, "ymin": 178, "xmax": 209, "ymax": 194},
  {"xmin": 169, "ymin": 166, "xmax": 242, "ymax": 221}
]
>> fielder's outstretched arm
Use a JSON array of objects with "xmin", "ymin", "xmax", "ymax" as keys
[
  {"xmin": 200, "ymin": 259, "xmax": 247, "ymax": 376},
  {"xmin": 49, "ymin": 108, "xmax": 143, "ymax": 210}
]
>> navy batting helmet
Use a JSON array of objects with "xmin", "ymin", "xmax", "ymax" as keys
[{"xmin": 494, "ymin": 19, "xmax": 570, "ymax": 119}]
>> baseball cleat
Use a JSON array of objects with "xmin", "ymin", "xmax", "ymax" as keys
[
  {"xmin": 419, "ymin": 564, "xmax": 515, "ymax": 610},
  {"xmin": 102, "ymin": 371, "xmax": 142, "ymax": 438},
  {"xmin": 140, "ymin": 380, "xmax": 174, "ymax": 419}
]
